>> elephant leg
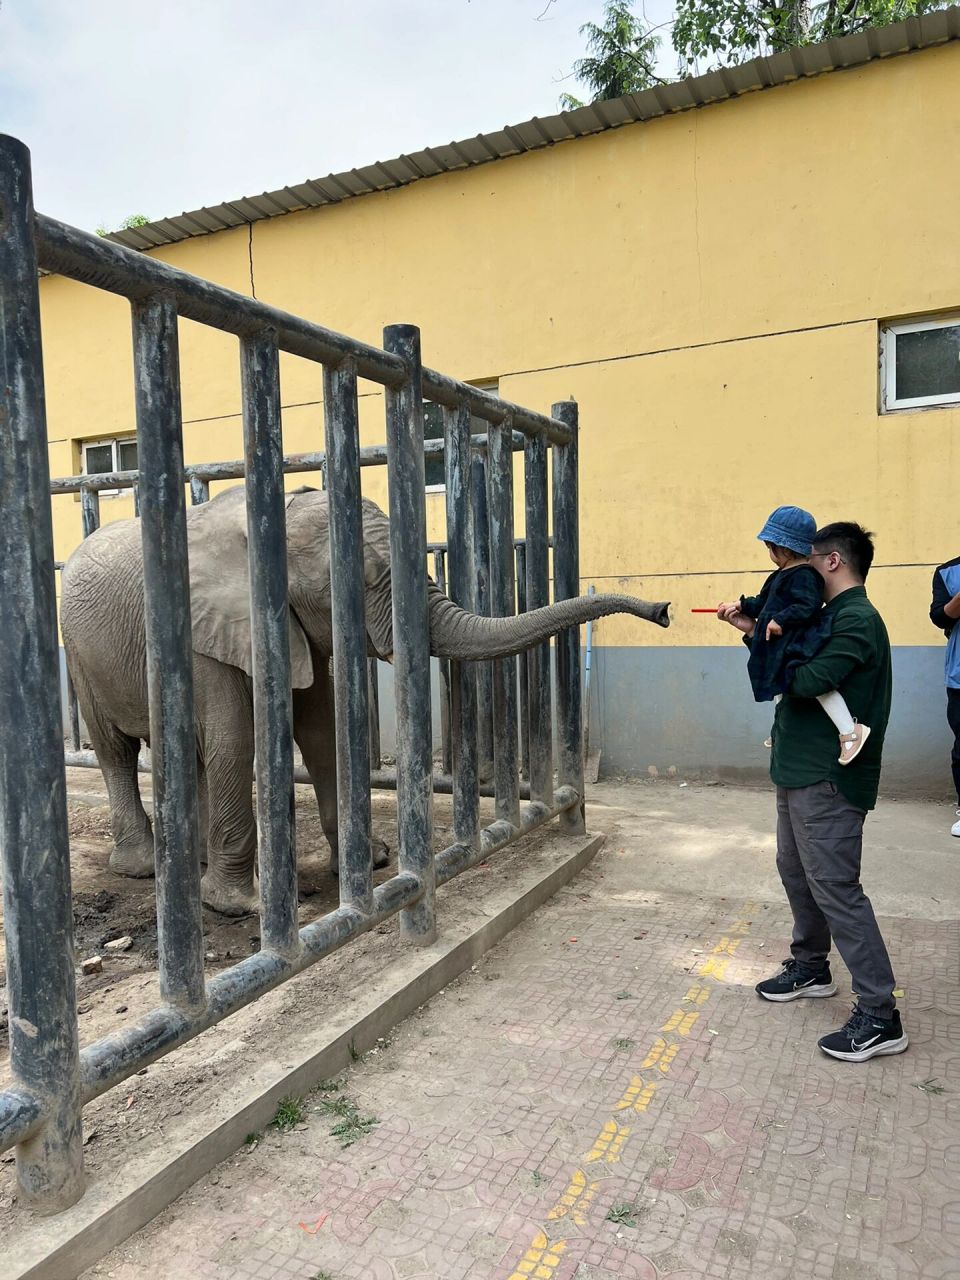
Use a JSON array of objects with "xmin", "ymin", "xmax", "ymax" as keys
[
  {"xmin": 194, "ymin": 657, "xmax": 259, "ymax": 916},
  {"xmin": 293, "ymin": 665, "xmax": 390, "ymax": 876},
  {"xmin": 70, "ymin": 656, "xmax": 155, "ymax": 878}
]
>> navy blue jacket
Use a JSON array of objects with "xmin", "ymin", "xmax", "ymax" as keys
[{"xmin": 740, "ymin": 564, "xmax": 832, "ymax": 703}]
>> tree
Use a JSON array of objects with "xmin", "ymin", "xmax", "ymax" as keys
[
  {"xmin": 95, "ymin": 213, "xmax": 151, "ymax": 238},
  {"xmin": 559, "ymin": 0, "xmax": 662, "ymax": 110}
]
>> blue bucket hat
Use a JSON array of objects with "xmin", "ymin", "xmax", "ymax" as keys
[{"xmin": 757, "ymin": 505, "xmax": 817, "ymax": 556}]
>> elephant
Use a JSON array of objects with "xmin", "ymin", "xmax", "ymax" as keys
[{"xmin": 60, "ymin": 485, "xmax": 669, "ymax": 915}]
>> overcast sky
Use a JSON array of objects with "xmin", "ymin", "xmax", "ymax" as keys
[{"xmin": 2, "ymin": 0, "xmax": 678, "ymax": 233}]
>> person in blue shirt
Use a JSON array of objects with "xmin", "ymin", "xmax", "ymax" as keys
[
  {"xmin": 718, "ymin": 506, "xmax": 870, "ymax": 764},
  {"xmin": 930, "ymin": 554, "xmax": 960, "ymax": 837}
]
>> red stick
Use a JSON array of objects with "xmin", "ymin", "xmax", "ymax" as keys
[{"xmin": 690, "ymin": 608, "xmax": 719, "ymax": 613}]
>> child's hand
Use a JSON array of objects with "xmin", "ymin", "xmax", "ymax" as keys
[
  {"xmin": 765, "ymin": 619, "xmax": 783, "ymax": 641},
  {"xmin": 717, "ymin": 601, "xmax": 740, "ymax": 619}
]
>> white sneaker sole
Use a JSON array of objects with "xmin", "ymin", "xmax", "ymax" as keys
[
  {"xmin": 819, "ymin": 1032, "xmax": 909, "ymax": 1062},
  {"xmin": 757, "ymin": 981, "xmax": 837, "ymax": 1002}
]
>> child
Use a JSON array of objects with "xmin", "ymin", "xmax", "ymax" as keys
[{"xmin": 718, "ymin": 505, "xmax": 870, "ymax": 765}]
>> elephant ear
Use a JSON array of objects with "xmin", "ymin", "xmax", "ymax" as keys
[{"xmin": 187, "ymin": 488, "xmax": 314, "ymax": 688}]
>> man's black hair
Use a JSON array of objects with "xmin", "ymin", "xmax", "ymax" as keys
[{"xmin": 813, "ymin": 522, "xmax": 876, "ymax": 581}]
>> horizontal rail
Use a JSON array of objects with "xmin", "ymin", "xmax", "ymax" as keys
[
  {"xmin": 48, "ymin": 433, "xmax": 529, "ymax": 495},
  {"xmin": 61, "ymin": 750, "xmax": 532, "ymax": 801},
  {"xmin": 34, "ymin": 215, "xmax": 571, "ymax": 444},
  {"xmin": 435, "ymin": 786, "xmax": 580, "ymax": 885}
]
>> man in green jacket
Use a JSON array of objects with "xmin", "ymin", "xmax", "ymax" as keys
[{"xmin": 720, "ymin": 523, "xmax": 907, "ymax": 1062}]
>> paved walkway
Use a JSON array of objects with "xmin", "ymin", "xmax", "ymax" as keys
[{"xmin": 86, "ymin": 783, "xmax": 960, "ymax": 1280}]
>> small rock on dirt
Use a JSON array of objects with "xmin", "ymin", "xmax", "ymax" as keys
[
  {"xmin": 81, "ymin": 957, "xmax": 102, "ymax": 975},
  {"xmin": 105, "ymin": 936, "xmax": 133, "ymax": 952}
]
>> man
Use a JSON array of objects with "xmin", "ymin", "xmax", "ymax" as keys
[
  {"xmin": 720, "ymin": 523, "xmax": 907, "ymax": 1062},
  {"xmin": 929, "ymin": 553, "xmax": 960, "ymax": 837}
]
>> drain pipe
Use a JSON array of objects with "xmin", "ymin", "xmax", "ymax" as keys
[{"xmin": 583, "ymin": 583, "xmax": 595, "ymax": 761}]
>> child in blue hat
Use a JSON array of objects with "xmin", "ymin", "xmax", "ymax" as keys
[{"xmin": 718, "ymin": 505, "xmax": 870, "ymax": 763}]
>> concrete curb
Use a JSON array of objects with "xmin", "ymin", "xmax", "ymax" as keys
[{"xmin": 7, "ymin": 832, "xmax": 604, "ymax": 1280}]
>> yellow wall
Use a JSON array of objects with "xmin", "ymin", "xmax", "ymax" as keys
[{"xmin": 40, "ymin": 43, "xmax": 960, "ymax": 645}]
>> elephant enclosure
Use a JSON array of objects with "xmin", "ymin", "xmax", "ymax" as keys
[{"xmin": 0, "ymin": 768, "xmax": 573, "ymax": 1233}]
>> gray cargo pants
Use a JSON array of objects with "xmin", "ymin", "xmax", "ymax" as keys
[{"xmin": 776, "ymin": 781, "xmax": 897, "ymax": 1020}]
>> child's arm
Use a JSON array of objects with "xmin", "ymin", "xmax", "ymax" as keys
[
  {"xmin": 765, "ymin": 570, "xmax": 823, "ymax": 629},
  {"xmin": 738, "ymin": 572, "xmax": 775, "ymax": 620}
]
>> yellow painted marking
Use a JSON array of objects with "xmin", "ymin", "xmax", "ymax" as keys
[
  {"xmin": 585, "ymin": 1118, "xmax": 630, "ymax": 1162},
  {"xmin": 508, "ymin": 1232, "xmax": 567, "ymax": 1280},
  {"xmin": 661, "ymin": 1009, "xmax": 700, "ymax": 1036},
  {"xmin": 546, "ymin": 1168, "xmax": 598, "ymax": 1225},
  {"xmin": 612, "ymin": 1076, "xmax": 658, "ymax": 1113},
  {"xmin": 697, "ymin": 955, "xmax": 730, "ymax": 980},
  {"xmin": 640, "ymin": 1037, "xmax": 679, "ymax": 1073},
  {"xmin": 741, "ymin": 900, "xmax": 759, "ymax": 915},
  {"xmin": 730, "ymin": 919, "xmax": 751, "ymax": 934},
  {"xmin": 683, "ymin": 983, "xmax": 711, "ymax": 1005},
  {"xmin": 712, "ymin": 937, "xmax": 741, "ymax": 955}
]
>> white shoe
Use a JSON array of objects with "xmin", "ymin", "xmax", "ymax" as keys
[{"xmin": 952, "ymin": 811, "xmax": 960, "ymax": 838}]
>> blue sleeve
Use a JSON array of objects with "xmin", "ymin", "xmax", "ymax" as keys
[{"xmin": 931, "ymin": 567, "xmax": 956, "ymax": 636}]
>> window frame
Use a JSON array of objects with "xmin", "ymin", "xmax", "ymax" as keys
[
  {"xmin": 881, "ymin": 314, "xmax": 960, "ymax": 413},
  {"xmin": 80, "ymin": 434, "xmax": 139, "ymax": 499}
]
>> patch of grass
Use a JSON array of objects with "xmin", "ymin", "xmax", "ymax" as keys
[
  {"xmin": 606, "ymin": 1202, "xmax": 637, "ymax": 1228},
  {"xmin": 531, "ymin": 1170, "xmax": 546, "ymax": 1188},
  {"xmin": 316, "ymin": 1077, "xmax": 345, "ymax": 1094},
  {"xmin": 612, "ymin": 1037, "xmax": 636, "ymax": 1051},
  {"xmin": 271, "ymin": 1095, "xmax": 306, "ymax": 1132},
  {"xmin": 314, "ymin": 1092, "xmax": 379, "ymax": 1148},
  {"xmin": 312, "ymin": 1272, "xmax": 333, "ymax": 1280},
  {"xmin": 243, "ymin": 1132, "xmax": 261, "ymax": 1147},
  {"xmin": 913, "ymin": 1077, "xmax": 947, "ymax": 1095},
  {"xmin": 615, "ymin": 990, "xmax": 634, "ymax": 1000},
  {"xmin": 348, "ymin": 1040, "xmax": 366, "ymax": 1063}
]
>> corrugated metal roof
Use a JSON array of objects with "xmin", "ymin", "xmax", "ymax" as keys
[{"xmin": 108, "ymin": 8, "xmax": 960, "ymax": 252}]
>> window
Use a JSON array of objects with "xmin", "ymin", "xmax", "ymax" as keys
[
  {"xmin": 881, "ymin": 316, "xmax": 960, "ymax": 412},
  {"xmin": 81, "ymin": 436, "xmax": 139, "ymax": 497},
  {"xmin": 423, "ymin": 381, "xmax": 499, "ymax": 491}
]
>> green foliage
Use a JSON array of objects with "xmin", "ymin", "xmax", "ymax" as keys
[
  {"xmin": 559, "ymin": 0, "xmax": 662, "ymax": 108},
  {"xmin": 606, "ymin": 1201, "xmax": 638, "ymax": 1226},
  {"xmin": 313, "ymin": 1092, "xmax": 379, "ymax": 1148},
  {"xmin": 95, "ymin": 212, "xmax": 151, "ymax": 238},
  {"xmin": 270, "ymin": 1095, "xmax": 306, "ymax": 1131}
]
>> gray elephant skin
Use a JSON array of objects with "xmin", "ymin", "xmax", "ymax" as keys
[{"xmin": 60, "ymin": 485, "xmax": 669, "ymax": 916}]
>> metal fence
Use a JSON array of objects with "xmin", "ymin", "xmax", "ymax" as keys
[{"xmin": 0, "ymin": 133, "xmax": 588, "ymax": 1214}]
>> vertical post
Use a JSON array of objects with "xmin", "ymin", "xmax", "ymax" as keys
[
  {"xmin": 241, "ymin": 330, "xmax": 299, "ymax": 957},
  {"xmin": 132, "ymin": 292, "xmax": 206, "ymax": 1009},
  {"xmin": 551, "ymin": 402, "xmax": 585, "ymax": 833},
  {"xmin": 470, "ymin": 449, "xmax": 494, "ymax": 783},
  {"xmin": 189, "ymin": 475, "xmax": 210, "ymax": 505},
  {"xmin": 443, "ymin": 402, "xmax": 479, "ymax": 849},
  {"xmin": 383, "ymin": 325, "xmax": 435, "ymax": 945},
  {"xmin": 67, "ymin": 668, "xmax": 82, "ymax": 750},
  {"xmin": 80, "ymin": 485, "xmax": 100, "ymax": 538},
  {"xmin": 0, "ymin": 133, "xmax": 84, "ymax": 1211},
  {"xmin": 515, "ymin": 542, "xmax": 530, "ymax": 782},
  {"xmin": 132, "ymin": 482, "xmax": 141, "ymax": 516},
  {"xmin": 324, "ymin": 358, "xmax": 373, "ymax": 916},
  {"xmin": 525, "ymin": 435, "xmax": 553, "ymax": 805},
  {"xmin": 368, "ymin": 659, "xmax": 382, "ymax": 770},
  {"xmin": 487, "ymin": 420, "xmax": 520, "ymax": 828},
  {"xmin": 433, "ymin": 548, "xmax": 453, "ymax": 776}
]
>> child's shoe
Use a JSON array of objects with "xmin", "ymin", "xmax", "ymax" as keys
[{"xmin": 838, "ymin": 722, "xmax": 870, "ymax": 765}]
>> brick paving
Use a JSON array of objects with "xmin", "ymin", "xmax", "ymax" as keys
[{"xmin": 87, "ymin": 812, "xmax": 960, "ymax": 1280}]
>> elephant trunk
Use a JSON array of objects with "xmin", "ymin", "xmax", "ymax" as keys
[{"xmin": 427, "ymin": 584, "xmax": 670, "ymax": 661}]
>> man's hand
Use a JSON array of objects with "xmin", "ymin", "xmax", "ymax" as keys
[
  {"xmin": 766, "ymin": 618, "xmax": 783, "ymax": 641},
  {"xmin": 946, "ymin": 591, "xmax": 960, "ymax": 621}
]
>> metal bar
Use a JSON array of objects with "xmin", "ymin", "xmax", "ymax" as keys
[
  {"xmin": 324, "ymin": 359, "xmax": 373, "ymax": 916},
  {"xmin": 48, "ymin": 431, "xmax": 526, "ymax": 495},
  {"xmin": 189, "ymin": 475, "xmax": 210, "ymax": 505},
  {"xmin": 368, "ymin": 659, "xmax": 382, "ymax": 770},
  {"xmin": 435, "ymin": 785, "xmax": 579, "ymax": 885},
  {"xmin": 487, "ymin": 421, "xmax": 520, "ymax": 828},
  {"xmin": 132, "ymin": 292, "xmax": 206, "ymax": 1009},
  {"xmin": 383, "ymin": 324, "xmax": 436, "ymax": 946},
  {"xmin": 0, "ymin": 134, "xmax": 84, "ymax": 1211},
  {"xmin": 80, "ymin": 484, "xmax": 100, "ymax": 536},
  {"xmin": 443, "ymin": 403, "xmax": 479, "ymax": 849},
  {"xmin": 241, "ymin": 330, "xmax": 298, "ymax": 958},
  {"xmin": 551, "ymin": 401, "xmax": 586, "ymax": 835},
  {"xmin": 133, "ymin": 481, "xmax": 140, "ymax": 516},
  {"xmin": 63, "ymin": 749, "xmax": 531, "ymax": 799},
  {"xmin": 34, "ymin": 216, "xmax": 572, "ymax": 444},
  {"xmin": 470, "ymin": 450, "xmax": 494, "ymax": 784},
  {"xmin": 67, "ymin": 668, "xmax": 82, "ymax": 750},
  {"xmin": 516, "ymin": 543, "xmax": 530, "ymax": 782},
  {"xmin": 433, "ymin": 548, "xmax": 453, "ymax": 777},
  {"xmin": 524, "ymin": 432, "xmax": 554, "ymax": 805}
]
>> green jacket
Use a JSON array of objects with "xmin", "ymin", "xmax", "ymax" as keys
[{"xmin": 770, "ymin": 585, "xmax": 892, "ymax": 811}]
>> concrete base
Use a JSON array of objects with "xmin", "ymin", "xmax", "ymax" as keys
[{"xmin": 5, "ymin": 831, "xmax": 604, "ymax": 1280}]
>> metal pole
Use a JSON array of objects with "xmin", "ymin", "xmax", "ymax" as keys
[
  {"xmin": 443, "ymin": 402, "xmax": 479, "ymax": 849},
  {"xmin": 80, "ymin": 484, "xmax": 100, "ymax": 538},
  {"xmin": 132, "ymin": 292, "xmax": 206, "ymax": 1009},
  {"xmin": 241, "ymin": 329, "xmax": 298, "ymax": 958},
  {"xmin": 525, "ymin": 435, "xmax": 554, "ymax": 805},
  {"xmin": 383, "ymin": 324, "xmax": 435, "ymax": 945},
  {"xmin": 368, "ymin": 659, "xmax": 382, "ymax": 771},
  {"xmin": 487, "ymin": 421, "xmax": 520, "ymax": 828},
  {"xmin": 324, "ymin": 358, "xmax": 373, "ymax": 917},
  {"xmin": 433, "ymin": 548, "xmax": 453, "ymax": 777},
  {"xmin": 470, "ymin": 450, "xmax": 494, "ymax": 784},
  {"xmin": 515, "ymin": 542, "xmax": 530, "ymax": 782},
  {"xmin": 551, "ymin": 401, "xmax": 585, "ymax": 834},
  {"xmin": 0, "ymin": 133, "xmax": 84, "ymax": 1211},
  {"xmin": 189, "ymin": 475, "xmax": 210, "ymax": 505}
]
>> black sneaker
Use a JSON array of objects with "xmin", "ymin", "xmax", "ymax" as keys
[
  {"xmin": 818, "ymin": 1005, "xmax": 908, "ymax": 1062},
  {"xmin": 755, "ymin": 957, "xmax": 837, "ymax": 1002}
]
